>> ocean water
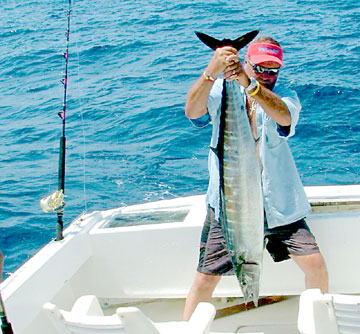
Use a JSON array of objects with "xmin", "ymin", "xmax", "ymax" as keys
[{"xmin": 1, "ymin": 0, "xmax": 359, "ymax": 278}]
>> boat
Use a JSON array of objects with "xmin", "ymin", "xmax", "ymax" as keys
[
  {"xmin": 1, "ymin": 183, "xmax": 360, "ymax": 333},
  {"xmin": 2, "ymin": 2, "xmax": 359, "ymax": 332}
]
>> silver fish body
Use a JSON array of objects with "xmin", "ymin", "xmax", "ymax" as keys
[{"xmin": 219, "ymin": 80, "xmax": 264, "ymax": 306}]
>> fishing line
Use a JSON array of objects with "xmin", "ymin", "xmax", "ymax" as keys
[
  {"xmin": 70, "ymin": 0, "xmax": 89, "ymax": 213},
  {"xmin": 79, "ymin": 102, "xmax": 88, "ymax": 214}
]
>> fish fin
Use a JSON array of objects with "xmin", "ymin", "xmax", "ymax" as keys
[
  {"xmin": 195, "ymin": 31, "xmax": 223, "ymax": 50},
  {"xmin": 238, "ymin": 263, "xmax": 261, "ymax": 307},
  {"xmin": 195, "ymin": 30, "xmax": 259, "ymax": 50},
  {"xmin": 210, "ymin": 146, "xmax": 218, "ymax": 157},
  {"xmin": 231, "ymin": 30, "xmax": 259, "ymax": 50}
]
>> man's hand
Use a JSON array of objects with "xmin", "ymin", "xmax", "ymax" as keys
[
  {"xmin": 205, "ymin": 46, "xmax": 239, "ymax": 80},
  {"xmin": 206, "ymin": 46, "xmax": 249, "ymax": 87}
]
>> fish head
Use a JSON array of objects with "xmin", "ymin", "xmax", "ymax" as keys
[
  {"xmin": 195, "ymin": 30, "xmax": 259, "ymax": 51},
  {"xmin": 237, "ymin": 263, "xmax": 261, "ymax": 307}
]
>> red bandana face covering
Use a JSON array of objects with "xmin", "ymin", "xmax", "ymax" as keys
[{"xmin": 246, "ymin": 42, "xmax": 284, "ymax": 66}]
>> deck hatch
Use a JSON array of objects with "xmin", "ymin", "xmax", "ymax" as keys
[{"xmin": 105, "ymin": 207, "xmax": 191, "ymax": 228}]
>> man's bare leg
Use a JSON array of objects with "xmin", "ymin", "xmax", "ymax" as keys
[
  {"xmin": 291, "ymin": 252, "xmax": 328, "ymax": 293},
  {"xmin": 183, "ymin": 271, "xmax": 221, "ymax": 320}
]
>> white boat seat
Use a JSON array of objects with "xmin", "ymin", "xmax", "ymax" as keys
[
  {"xmin": 43, "ymin": 295, "xmax": 125, "ymax": 334},
  {"xmin": 43, "ymin": 295, "xmax": 216, "ymax": 334},
  {"xmin": 117, "ymin": 301, "xmax": 216, "ymax": 334},
  {"xmin": 298, "ymin": 288, "xmax": 360, "ymax": 334},
  {"xmin": 71, "ymin": 295, "xmax": 104, "ymax": 316}
]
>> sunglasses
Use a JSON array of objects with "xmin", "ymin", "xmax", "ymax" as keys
[{"xmin": 247, "ymin": 57, "xmax": 280, "ymax": 76}]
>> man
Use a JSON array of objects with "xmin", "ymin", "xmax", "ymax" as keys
[{"xmin": 183, "ymin": 35, "xmax": 328, "ymax": 320}]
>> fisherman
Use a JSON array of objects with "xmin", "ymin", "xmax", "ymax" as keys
[{"xmin": 183, "ymin": 35, "xmax": 328, "ymax": 320}]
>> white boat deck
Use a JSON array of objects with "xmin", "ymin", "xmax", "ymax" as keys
[
  {"xmin": 211, "ymin": 296, "xmax": 300, "ymax": 334},
  {"xmin": 102, "ymin": 296, "xmax": 301, "ymax": 334}
]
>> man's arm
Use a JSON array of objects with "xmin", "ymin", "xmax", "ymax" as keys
[
  {"xmin": 247, "ymin": 85, "xmax": 291, "ymax": 126},
  {"xmin": 184, "ymin": 72, "xmax": 214, "ymax": 119},
  {"xmin": 185, "ymin": 46, "xmax": 240, "ymax": 119},
  {"xmin": 233, "ymin": 63, "xmax": 291, "ymax": 126}
]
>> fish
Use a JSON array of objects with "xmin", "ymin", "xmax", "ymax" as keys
[{"xmin": 196, "ymin": 31, "xmax": 264, "ymax": 306}]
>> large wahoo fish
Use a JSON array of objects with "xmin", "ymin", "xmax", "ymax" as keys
[{"xmin": 196, "ymin": 30, "xmax": 264, "ymax": 306}]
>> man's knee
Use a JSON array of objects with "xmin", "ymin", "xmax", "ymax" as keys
[
  {"xmin": 292, "ymin": 252, "xmax": 326, "ymax": 269},
  {"xmin": 193, "ymin": 272, "xmax": 221, "ymax": 291},
  {"xmin": 309, "ymin": 253, "xmax": 328, "ymax": 277},
  {"xmin": 307, "ymin": 253, "xmax": 327, "ymax": 271},
  {"xmin": 291, "ymin": 252, "xmax": 328, "ymax": 281}
]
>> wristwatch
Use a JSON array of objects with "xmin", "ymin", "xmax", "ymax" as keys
[{"xmin": 245, "ymin": 77, "xmax": 259, "ymax": 95}]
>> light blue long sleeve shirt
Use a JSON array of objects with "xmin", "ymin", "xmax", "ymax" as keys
[{"xmin": 190, "ymin": 79, "xmax": 311, "ymax": 228}]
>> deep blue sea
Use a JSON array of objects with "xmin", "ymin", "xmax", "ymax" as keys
[{"xmin": 1, "ymin": 0, "xmax": 359, "ymax": 279}]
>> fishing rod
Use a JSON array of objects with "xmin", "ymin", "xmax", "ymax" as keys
[{"xmin": 40, "ymin": 0, "xmax": 72, "ymax": 241}]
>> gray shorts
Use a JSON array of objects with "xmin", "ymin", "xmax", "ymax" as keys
[{"xmin": 197, "ymin": 206, "xmax": 320, "ymax": 275}]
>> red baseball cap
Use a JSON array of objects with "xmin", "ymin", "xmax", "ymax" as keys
[{"xmin": 246, "ymin": 42, "xmax": 284, "ymax": 66}]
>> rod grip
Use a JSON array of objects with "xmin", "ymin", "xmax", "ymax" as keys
[{"xmin": 58, "ymin": 136, "xmax": 66, "ymax": 192}]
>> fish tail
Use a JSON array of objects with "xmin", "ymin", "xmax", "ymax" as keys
[{"xmin": 238, "ymin": 263, "xmax": 261, "ymax": 307}]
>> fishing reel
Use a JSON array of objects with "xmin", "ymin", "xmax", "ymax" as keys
[{"xmin": 40, "ymin": 190, "xmax": 65, "ymax": 213}]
